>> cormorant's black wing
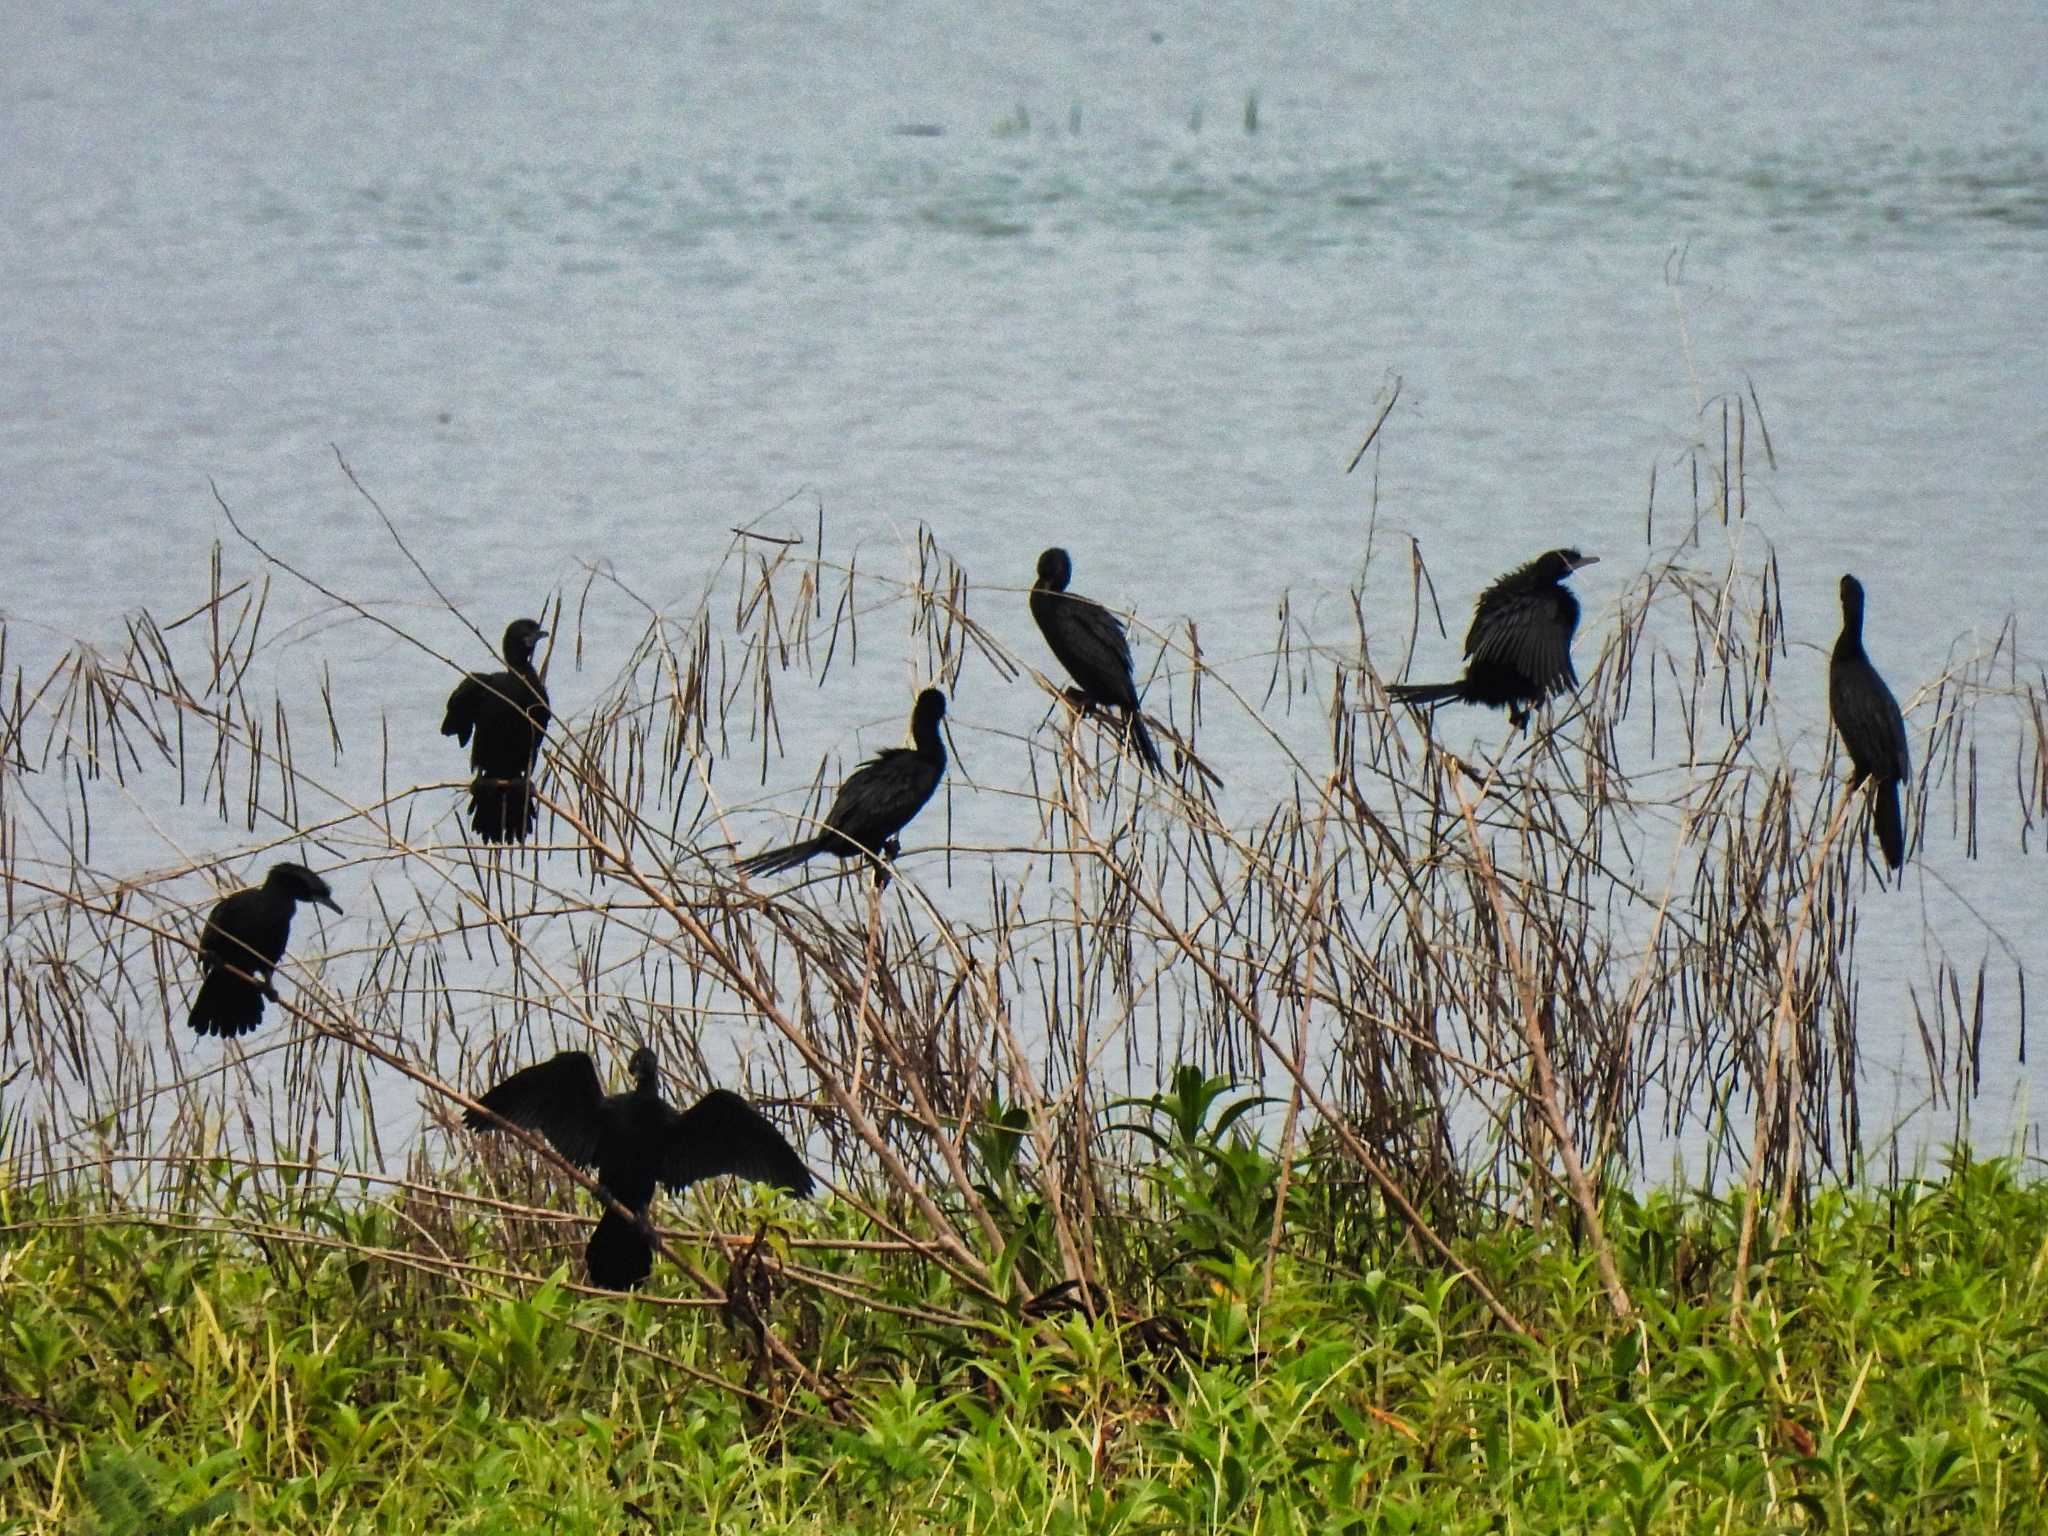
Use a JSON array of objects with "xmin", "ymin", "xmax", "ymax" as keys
[
  {"xmin": 823, "ymin": 746, "xmax": 941, "ymax": 852},
  {"xmin": 441, "ymin": 671, "xmax": 490, "ymax": 746},
  {"xmin": 199, "ymin": 886, "xmax": 288, "ymax": 972},
  {"xmin": 1034, "ymin": 590, "xmax": 1140, "ymax": 711},
  {"xmin": 1829, "ymin": 659, "xmax": 1909, "ymax": 784},
  {"xmin": 464, "ymin": 1050, "xmax": 609, "ymax": 1169},
  {"xmin": 659, "ymin": 1090, "xmax": 815, "ymax": 1196},
  {"xmin": 1466, "ymin": 585, "xmax": 1578, "ymax": 694}
]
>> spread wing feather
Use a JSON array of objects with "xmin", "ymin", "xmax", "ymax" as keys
[
  {"xmin": 659, "ymin": 1090, "xmax": 814, "ymax": 1196},
  {"xmin": 464, "ymin": 1050, "xmax": 608, "ymax": 1168}
]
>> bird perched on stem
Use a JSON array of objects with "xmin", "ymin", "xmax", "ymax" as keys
[
  {"xmin": 1389, "ymin": 548, "xmax": 1598, "ymax": 730},
  {"xmin": 440, "ymin": 618, "xmax": 551, "ymax": 844},
  {"xmin": 188, "ymin": 862, "xmax": 342, "ymax": 1038},
  {"xmin": 1828, "ymin": 573, "xmax": 1909, "ymax": 873},
  {"xmin": 464, "ymin": 1047, "xmax": 813, "ymax": 1291},
  {"xmin": 737, "ymin": 688, "xmax": 948, "ymax": 882},
  {"xmin": 1029, "ymin": 547, "xmax": 1165, "ymax": 775}
]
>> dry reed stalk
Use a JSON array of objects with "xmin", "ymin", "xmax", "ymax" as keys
[{"xmin": 2, "ymin": 410, "xmax": 2041, "ymax": 1417}]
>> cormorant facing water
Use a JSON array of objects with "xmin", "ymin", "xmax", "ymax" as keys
[
  {"xmin": 1389, "ymin": 548, "xmax": 1598, "ymax": 729},
  {"xmin": 1029, "ymin": 547, "xmax": 1164, "ymax": 775},
  {"xmin": 441, "ymin": 618, "xmax": 551, "ymax": 844},
  {"xmin": 737, "ymin": 688, "xmax": 948, "ymax": 879},
  {"xmin": 464, "ymin": 1046, "xmax": 814, "ymax": 1291},
  {"xmin": 1828, "ymin": 574, "xmax": 1909, "ymax": 872},
  {"xmin": 188, "ymin": 863, "xmax": 343, "ymax": 1038}
]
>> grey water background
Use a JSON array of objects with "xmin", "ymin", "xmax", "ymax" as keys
[{"xmin": 4, "ymin": 0, "xmax": 2045, "ymax": 1169}]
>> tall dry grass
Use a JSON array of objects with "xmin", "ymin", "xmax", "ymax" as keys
[{"xmin": 3, "ymin": 403, "xmax": 2042, "ymax": 1383}]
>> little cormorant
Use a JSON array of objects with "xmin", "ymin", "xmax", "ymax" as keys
[
  {"xmin": 441, "ymin": 618, "xmax": 551, "ymax": 844},
  {"xmin": 464, "ymin": 1046, "xmax": 814, "ymax": 1291},
  {"xmin": 1389, "ymin": 548, "xmax": 1598, "ymax": 729},
  {"xmin": 188, "ymin": 862, "xmax": 343, "ymax": 1038}
]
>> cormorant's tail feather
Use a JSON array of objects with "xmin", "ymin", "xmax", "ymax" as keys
[
  {"xmin": 1387, "ymin": 680, "xmax": 1466, "ymax": 708},
  {"xmin": 736, "ymin": 837, "xmax": 827, "ymax": 878},
  {"xmin": 1126, "ymin": 711, "xmax": 1165, "ymax": 775},
  {"xmin": 1874, "ymin": 778, "xmax": 1906, "ymax": 872},
  {"xmin": 189, "ymin": 969, "xmax": 266, "ymax": 1038},
  {"xmin": 468, "ymin": 776, "xmax": 537, "ymax": 844},
  {"xmin": 586, "ymin": 1208, "xmax": 654, "ymax": 1291}
]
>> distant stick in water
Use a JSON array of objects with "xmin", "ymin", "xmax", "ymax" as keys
[
  {"xmin": 441, "ymin": 618, "xmax": 551, "ymax": 844},
  {"xmin": 464, "ymin": 1047, "xmax": 813, "ymax": 1291},
  {"xmin": 1828, "ymin": 573, "xmax": 1910, "ymax": 873},
  {"xmin": 188, "ymin": 863, "xmax": 342, "ymax": 1038},
  {"xmin": 1390, "ymin": 548, "xmax": 1598, "ymax": 730},
  {"xmin": 737, "ymin": 688, "xmax": 948, "ymax": 883},
  {"xmin": 1029, "ymin": 547, "xmax": 1166, "ymax": 775}
]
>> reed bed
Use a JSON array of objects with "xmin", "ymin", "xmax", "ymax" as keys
[{"xmin": 2, "ymin": 403, "xmax": 2044, "ymax": 1445}]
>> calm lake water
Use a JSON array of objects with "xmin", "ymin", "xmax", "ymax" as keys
[{"xmin": 4, "ymin": 1, "xmax": 2045, "ymax": 1167}]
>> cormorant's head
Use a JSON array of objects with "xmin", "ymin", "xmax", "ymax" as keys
[
  {"xmin": 502, "ymin": 618, "xmax": 549, "ymax": 666},
  {"xmin": 911, "ymin": 688, "xmax": 948, "ymax": 734},
  {"xmin": 1035, "ymin": 548, "xmax": 1073, "ymax": 592},
  {"xmin": 1539, "ymin": 549, "xmax": 1598, "ymax": 583},
  {"xmin": 1839, "ymin": 574, "xmax": 1866, "ymax": 623},
  {"xmin": 267, "ymin": 862, "xmax": 343, "ymax": 915},
  {"xmin": 627, "ymin": 1046, "xmax": 659, "ymax": 1091}
]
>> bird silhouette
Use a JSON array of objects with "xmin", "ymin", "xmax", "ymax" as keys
[
  {"xmin": 1828, "ymin": 574, "xmax": 1910, "ymax": 872},
  {"xmin": 188, "ymin": 862, "xmax": 342, "ymax": 1038},
  {"xmin": 464, "ymin": 1046, "xmax": 814, "ymax": 1290},
  {"xmin": 1390, "ymin": 548, "xmax": 1598, "ymax": 730},
  {"xmin": 1029, "ymin": 547, "xmax": 1165, "ymax": 775},
  {"xmin": 737, "ymin": 688, "xmax": 948, "ymax": 881},
  {"xmin": 441, "ymin": 618, "xmax": 551, "ymax": 844}
]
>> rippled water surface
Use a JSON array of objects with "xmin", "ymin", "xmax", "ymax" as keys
[{"xmin": 5, "ymin": 1, "xmax": 2045, "ymax": 1160}]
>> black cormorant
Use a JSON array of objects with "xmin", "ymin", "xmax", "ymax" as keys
[
  {"xmin": 1828, "ymin": 574, "xmax": 1909, "ymax": 872},
  {"xmin": 188, "ymin": 862, "xmax": 343, "ymax": 1038},
  {"xmin": 441, "ymin": 618, "xmax": 551, "ymax": 844},
  {"xmin": 736, "ymin": 688, "xmax": 947, "ymax": 879},
  {"xmin": 1389, "ymin": 549, "xmax": 1598, "ymax": 729},
  {"xmin": 464, "ymin": 1046, "xmax": 814, "ymax": 1291},
  {"xmin": 1029, "ymin": 547, "xmax": 1164, "ymax": 775}
]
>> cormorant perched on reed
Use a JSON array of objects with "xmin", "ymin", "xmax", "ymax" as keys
[
  {"xmin": 464, "ymin": 1047, "xmax": 814, "ymax": 1291},
  {"xmin": 1829, "ymin": 574, "xmax": 1909, "ymax": 872},
  {"xmin": 188, "ymin": 863, "xmax": 343, "ymax": 1038},
  {"xmin": 1389, "ymin": 548, "xmax": 1598, "ymax": 729},
  {"xmin": 737, "ymin": 688, "xmax": 948, "ymax": 880},
  {"xmin": 1029, "ymin": 547, "xmax": 1165, "ymax": 775},
  {"xmin": 441, "ymin": 618, "xmax": 551, "ymax": 844}
]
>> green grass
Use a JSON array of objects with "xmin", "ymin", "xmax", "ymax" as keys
[{"xmin": 4, "ymin": 1155, "xmax": 2046, "ymax": 1533}]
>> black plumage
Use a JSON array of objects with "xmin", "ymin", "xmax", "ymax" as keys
[
  {"xmin": 1389, "ymin": 548, "xmax": 1598, "ymax": 729},
  {"xmin": 441, "ymin": 618, "xmax": 551, "ymax": 844},
  {"xmin": 737, "ymin": 688, "xmax": 948, "ymax": 879},
  {"xmin": 1828, "ymin": 574, "xmax": 1910, "ymax": 872},
  {"xmin": 188, "ymin": 862, "xmax": 343, "ymax": 1038},
  {"xmin": 1029, "ymin": 547, "xmax": 1165, "ymax": 775},
  {"xmin": 463, "ymin": 1047, "xmax": 814, "ymax": 1291}
]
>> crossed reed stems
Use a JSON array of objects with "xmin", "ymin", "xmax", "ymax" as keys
[{"xmin": 3, "ymin": 403, "xmax": 2043, "ymax": 1406}]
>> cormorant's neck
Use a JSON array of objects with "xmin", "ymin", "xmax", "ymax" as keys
[{"xmin": 912, "ymin": 710, "xmax": 947, "ymax": 768}]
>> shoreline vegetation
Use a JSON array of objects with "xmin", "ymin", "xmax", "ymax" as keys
[
  {"xmin": 3, "ymin": 400, "xmax": 2045, "ymax": 1528},
  {"xmin": 4, "ymin": 1153, "xmax": 2046, "ymax": 1530}
]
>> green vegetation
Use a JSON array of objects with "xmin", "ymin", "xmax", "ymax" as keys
[
  {"xmin": 4, "ymin": 422, "xmax": 2044, "ymax": 1533},
  {"xmin": 6, "ymin": 1144, "xmax": 2045, "ymax": 1533}
]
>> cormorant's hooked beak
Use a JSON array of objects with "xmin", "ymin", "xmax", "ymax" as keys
[
  {"xmin": 315, "ymin": 893, "xmax": 344, "ymax": 916},
  {"xmin": 1567, "ymin": 553, "xmax": 1600, "ymax": 572}
]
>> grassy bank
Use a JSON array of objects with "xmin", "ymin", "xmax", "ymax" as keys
[{"xmin": 5, "ymin": 1152, "xmax": 2045, "ymax": 1534}]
